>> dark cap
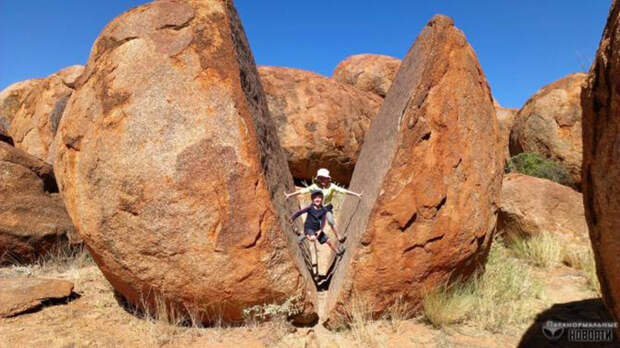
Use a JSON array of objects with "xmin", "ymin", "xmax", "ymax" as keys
[{"xmin": 310, "ymin": 189, "xmax": 324, "ymax": 198}]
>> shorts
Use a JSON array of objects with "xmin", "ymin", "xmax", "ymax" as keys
[{"xmin": 304, "ymin": 229, "xmax": 328, "ymax": 244}]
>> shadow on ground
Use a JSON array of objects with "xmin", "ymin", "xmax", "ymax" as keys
[{"xmin": 518, "ymin": 298, "xmax": 617, "ymax": 347}]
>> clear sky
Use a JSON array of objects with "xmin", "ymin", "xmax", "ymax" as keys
[{"xmin": 0, "ymin": 1, "xmax": 610, "ymax": 108}]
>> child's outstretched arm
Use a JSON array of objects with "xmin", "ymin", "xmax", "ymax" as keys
[
  {"xmin": 284, "ymin": 186, "xmax": 312, "ymax": 199},
  {"xmin": 334, "ymin": 184, "xmax": 363, "ymax": 198}
]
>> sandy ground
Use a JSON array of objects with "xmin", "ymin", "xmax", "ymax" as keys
[{"xmin": 0, "ymin": 244, "xmax": 608, "ymax": 348}]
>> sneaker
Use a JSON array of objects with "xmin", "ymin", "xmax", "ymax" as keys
[{"xmin": 338, "ymin": 236, "xmax": 347, "ymax": 243}]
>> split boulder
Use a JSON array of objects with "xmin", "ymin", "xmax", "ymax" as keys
[
  {"xmin": 54, "ymin": 0, "xmax": 315, "ymax": 324},
  {"xmin": 324, "ymin": 15, "xmax": 503, "ymax": 325}
]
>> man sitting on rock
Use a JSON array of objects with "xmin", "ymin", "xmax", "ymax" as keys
[
  {"xmin": 285, "ymin": 168, "xmax": 362, "ymax": 243},
  {"xmin": 289, "ymin": 190, "xmax": 344, "ymax": 257}
]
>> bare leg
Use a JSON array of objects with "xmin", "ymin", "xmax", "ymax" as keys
[
  {"xmin": 326, "ymin": 239, "xmax": 339, "ymax": 253},
  {"xmin": 327, "ymin": 211, "xmax": 344, "ymax": 241}
]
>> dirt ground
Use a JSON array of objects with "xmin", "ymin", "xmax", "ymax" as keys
[{"xmin": 0, "ymin": 241, "xmax": 610, "ymax": 348}]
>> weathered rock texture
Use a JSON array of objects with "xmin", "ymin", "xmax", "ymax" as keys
[
  {"xmin": 494, "ymin": 99, "xmax": 517, "ymax": 162},
  {"xmin": 332, "ymin": 54, "xmax": 401, "ymax": 97},
  {"xmin": 0, "ymin": 142, "xmax": 77, "ymax": 264},
  {"xmin": 498, "ymin": 174, "xmax": 588, "ymax": 246},
  {"xmin": 324, "ymin": 15, "xmax": 503, "ymax": 325},
  {"xmin": 510, "ymin": 73, "xmax": 586, "ymax": 186},
  {"xmin": 0, "ymin": 65, "xmax": 84, "ymax": 162},
  {"xmin": 581, "ymin": 0, "xmax": 620, "ymax": 332},
  {"xmin": 259, "ymin": 66, "xmax": 382, "ymax": 185},
  {"xmin": 0, "ymin": 277, "xmax": 74, "ymax": 318},
  {"xmin": 54, "ymin": 0, "xmax": 316, "ymax": 324}
]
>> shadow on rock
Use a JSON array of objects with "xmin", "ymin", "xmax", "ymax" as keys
[{"xmin": 518, "ymin": 298, "xmax": 617, "ymax": 347}]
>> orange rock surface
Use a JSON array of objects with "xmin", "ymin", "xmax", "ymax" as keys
[
  {"xmin": 0, "ymin": 142, "xmax": 77, "ymax": 264},
  {"xmin": 0, "ymin": 66, "xmax": 84, "ymax": 163},
  {"xmin": 323, "ymin": 15, "xmax": 502, "ymax": 325},
  {"xmin": 332, "ymin": 54, "xmax": 401, "ymax": 97},
  {"xmin": 581, "ymin": 0, "xmax": 620, "ymax": 334},
  {"xmin": 510, "ymin": 73, "xmax": 586, "ymax": 186},
  {"xmin": 259, "ymin": 66, "xmax": 382, "ymax": 185},
  {"xmin": 54, "ymin": 0, "xmax": 315, "ymax": 324},
  {"xmin": 499, "ymin": 173, "xmax": 588, "ymax": 246}
]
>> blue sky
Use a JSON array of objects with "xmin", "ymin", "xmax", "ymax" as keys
[{"xmin": 0, "ymin": 1, "xmax": 610, "ymax": 108}]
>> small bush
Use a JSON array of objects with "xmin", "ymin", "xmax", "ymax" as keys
[
  {"xmin": 506, "ymin": 152, "xmax": 575, "ymax": 187},
  {"xmin": 562, "ymin": 246, "xmax": 601, "ymax": 295}
]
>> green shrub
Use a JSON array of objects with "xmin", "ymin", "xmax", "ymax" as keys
[{"xmin": 506, "ymin": 152, "xmax": 575, "ymax": 187}]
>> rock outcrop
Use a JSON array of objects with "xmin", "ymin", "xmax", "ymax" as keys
[
  {"xmin": 494, "ymin": 99, "xmax": 517, "ymax": 162},
  {"xmin": 509, "ymin": 73, "xmax": 586, "ymax": 186},
  {"xmin": 259, "ymin": 66, "xmax": 382, "ymax": 185},
  {"xmin": 0, "ymin": 142, "xmax": 77, "ymax": 264},
  {"xmin": 581, "ymin": 0, "xmax": 620, "ymax": 333},
  {"xmin": 324, "ymin": 15, "xmax": 503, "ymax": 325},
  {"xmin": 498, "ymin": 174, "xmax": 588, "ymax": 246},
  {"xmin": 0, "ymin": 65, "xmax": 84, "ymax": 162},
  {"xmin": 332, "ymin": 54, "xmax": 401, "ymax": 97},
  {"xmin": 0, "ymin": 278, "xmax": 74, "ymax": 318},
  {"xmin": 54, "ymin": 0, "xmax": 316, "ymax": 324}
]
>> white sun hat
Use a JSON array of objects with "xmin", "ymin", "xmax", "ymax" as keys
[{"xmin": 316, "ymin": 168, "xmax": 331, "ymax": 179}]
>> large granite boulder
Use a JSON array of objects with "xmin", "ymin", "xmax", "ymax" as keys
[
  {"xmin": 0, "ymin": 65, "xmax": 84, "ymax": 162},
  {"xmin": 510, "ymin": 73, "xmax": 586, "ymax": 187},
  {"xmin": 259, "ymin": 66, "xmax": 382, "ymax": 185},
  {"xmin": 323, "ymin": 15, "xmax": 503, "ymax": 325},
  {"xmin": 54, "ymin": 0, "xmax": 316, "ymax": 324},
  {"xmin": 0, "ymin": 142, "xmax": 77, "ymax": 264},
  {"xmin": 581, "ymin": 0, "xmax": 620, "ymax": 333},
  {"xmin": 332, "ymin": 54, "xmax": 401, "ymax": 97},
  {"xmin": 498, "ymin": 173, "xmax": 588, "ymax": 246}
]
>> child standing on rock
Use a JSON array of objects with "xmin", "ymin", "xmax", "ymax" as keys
[
  {"xmin": 290, "ymin": 190, "xmax": 344, "ymax": 256},
  {"xmin": 285, "ymin": 168, "xmax": 362, "ymax": 243}
]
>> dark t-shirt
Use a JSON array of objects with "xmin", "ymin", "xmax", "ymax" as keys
[{"xmin": 290, "ymin": 204, "xmax": 327, "ymax": 233}]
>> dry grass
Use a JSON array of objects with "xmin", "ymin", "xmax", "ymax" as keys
[
  {"xmin": 506, "ymin": 232, "xmax": 563, "ymax": 268},
  {"xmin": 562, "ymin": 245, "xmax": 601, "ymax": 294},
  {"xmin": 422, "ymin": 239, "xmax": 545, "ymax": 333}
]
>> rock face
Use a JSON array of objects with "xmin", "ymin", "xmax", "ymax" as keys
[
  {"xmin": 581, "ymin": 0, "xmax": 620, "ymax": 332},
  {"xmin": 0, "ymin": 278, "xmax": 74, "ymax": 318},
  {"xmin": 324, "ymin": 15, "xmax": 503, "ymax": 325},
  {"xmin": 332, "ymin": 54, "xmax": 401, "ymax": 97},
  {"xmin": 259, "ymin": 66, "xmax": 382, "ymax": 185},
  {"xmin": 0, "ymin": 65, "xmax": 84, "ymax": 162},
  {"xmin": 0, "ymin": 142, "xmax": 77, "ymax": 264},
  {"xmin": 54, "ymin": 0, "xmax": 315, "ymax": 324},
  {"xmin": 498, "ymin": 174, "xmax": 587, "ymax": 246},
  {"xmin": 509, "ymin": 73, "xmax": 586, "ymax": 186},
  {"xmin": 494, "ymin": 99, "xmax": 517, "ymax": 162}
]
